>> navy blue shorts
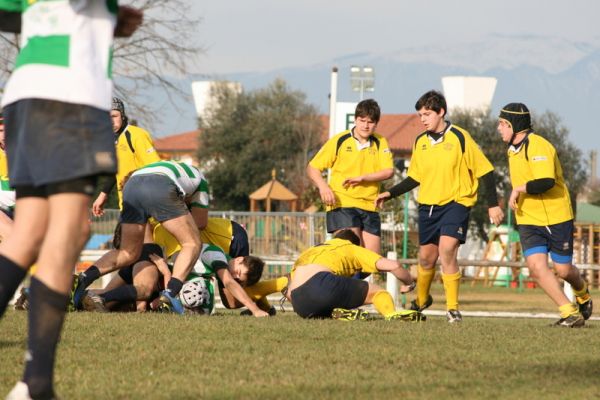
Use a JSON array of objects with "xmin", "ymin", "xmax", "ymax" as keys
[
  {"xmin": 4, "ymin": 99, "xmax": 116, "ymax": 187},
  {"xmin": 121, "ymin": 174, "xmax": 189, "ymax": 224},
  {"xmin": 518, "ymin": 220, "xmax": 574, "ymax": 264},
  {"xmin": 117, "ymin": 243, "xmax": 164, "ymax": 284},
  {"xmin": 290, "ymin": 271, "xmax": 368, "ymax": 318},
  {"xmin": 418, "ymin": 202, "xmax": 470, "ymax": 245},
  {"xmin": 229, "ymin": 220, "xmax": 250, "ymax": 257},
  {"xmin": 326, "ymin": 207, "xmax": 381, "ymax": 236}
]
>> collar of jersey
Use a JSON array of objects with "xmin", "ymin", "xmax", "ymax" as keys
[
  {"xmin": 508, "ymin": 133, "xmax": 530, "ymax": 154},
  {"xmin": 427, "ymin": 122, "xmax": 451, "ymax": 145},
  {"xmin": 351, "ymin": 127, "xmax": 373, "ymax": 150}
]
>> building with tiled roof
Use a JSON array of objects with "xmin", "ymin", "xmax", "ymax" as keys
[{"xmin": 155, "ymin": 114, "xmax": 424, "ymax": 164}]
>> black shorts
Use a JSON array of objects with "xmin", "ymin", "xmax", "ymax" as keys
[
  {"xmin": 4, "ymin": 99, "xmax": 116, "ymax": 187},
  {"xmin": 326, "ymin": 207, "xmax": 381, "ymax": 236},
  {"xmin": 118, "ymin": 243, "xmax": 164, "ymax": 284},
  {"xmin": 229, "ymin": 220, "xmax": 250, "ymax": 257},
  {"xmin": 121, "ymin": 174, "xmax": 189, "ymax": 224},
  {"xmin": 290, "ymin": 271, "xmax": 369, "ymax": 318},
  {"xmin": 418, "ymin": 201, "xmax": 470, "ymax": 245},
  {"xmin": 519, "ymin": 220, "xmax": 574, "ymax": 264}
]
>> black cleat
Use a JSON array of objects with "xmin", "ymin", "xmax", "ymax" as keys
[
  {"xmin": 553, "ymin": 313, "xmax": 585, "ymax": 328},
  {"xmin": 410, "ymin": 294, "xmax": 433, "ymax": 312}
]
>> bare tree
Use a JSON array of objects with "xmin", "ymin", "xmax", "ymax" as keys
[{"xmin": 0, "ymin": 0, "xmax": 202, "ymax": 126}]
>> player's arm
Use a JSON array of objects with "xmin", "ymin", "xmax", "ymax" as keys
[
  {"xmin": 307, "ymin": 163, "xmax": 335, "ymax": 206},
  {"xmin": 0, "ymin": 10, "xmax": 21, "ymax": 33},
  {"xmin": 342, "ymin": 168, "xmax": 394, "ymax": 188},
  {"xmin": 92, "ymin": 176, "xmax": 117, "ymax": 217},
  {"xmin": 149, "ymin": 253, "xmax": 171, "ymax": 289},
  {"xmin": 190, "ymin": 206, "xmax": 208, "ymax": 230},
  {"xmin": 134, "ymin": 131, "xmax": 161, "ymax": 166},
  {"xmin": 375, "ymin": 177, "xmax": 419, "ymax": 209},
  {"xmin": 375, "ymin": 257, "xmax": 415, "ymax": 293},
  {"xmin": 479, "ymin": 171, "xmax": 504, "ymax": 226},
  {"xmin": 215, "ymin": 268, "xmax": 269, "ymax": 317}
]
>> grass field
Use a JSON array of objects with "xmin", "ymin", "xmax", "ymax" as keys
[{"xmin": 1, "ymin": 284, "xmax": 600, "ymax": 399}]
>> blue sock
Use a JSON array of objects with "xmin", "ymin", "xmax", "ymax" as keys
[{"xmin": 166, "ymin": 278, "xmax": 183, "ymax": 297}]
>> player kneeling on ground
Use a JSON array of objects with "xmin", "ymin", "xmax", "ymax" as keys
[{"xmin": 285, "ymin": 229, "xmax": 422, "ymax": 321}]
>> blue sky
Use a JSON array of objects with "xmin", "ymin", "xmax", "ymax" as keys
[{"xmin": 192, "ymin": 0, "xmax": 599, "ymax": 74}]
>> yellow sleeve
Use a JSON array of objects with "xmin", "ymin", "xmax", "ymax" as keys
[
  {"xmin": 309, "ymin": 134, "xmax": 341, "ymax": 171},
  {"xmin": 377, "ymin": 136, "xmax": 394, "ymax": 170},
  {"xmin": 527, "ymin": 137, "xmax": 556, "ymax": 180},
  {"xmin": 133, "ymin": 129, "xmax": 161, "ymax": 167},
  {"xmin": 407, "ymin": 138, "xmax": 423, "ymax": 182},
  {"xmin": 464, "ymin": 133, "xmax": 493, "ymax": 178}
]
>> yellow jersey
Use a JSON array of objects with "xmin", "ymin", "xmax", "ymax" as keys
[
  {"xmin": 407, "ymin": 124, "xmax": 493, "ymax": 207},
  {"xmin": 153, "ymin": 217, "xmax": 235, "ymax": 258},
  {"xmin": 292, "ymin": 238, "xmax": 382, "ymax": 278},
  {"xmin": 115, "ymin": 125, "xmax": 161, "ymax": 207},
  {"xmin": 508, "ymin": 133, "xmax": 573, "ymax": 226},
  {"xmin": 309, "ymin": 130, "xmax": 393, "ymax": 211}
]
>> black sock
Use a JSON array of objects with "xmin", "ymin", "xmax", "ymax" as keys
[
  {"xmin": 79, "ymin": 266, "xmax": 101, "ymax": 288},
  {"xmin": 23, "ymin": 277, "xmax": 69, "ymax": 400},
  {"xmin": 102, "ymin": 285, "xmax": 137, "ymax": 304},
  {"xmin": 0, "ymin": 254, "xmax": 27, "ymax": 317},
  {"xmin": 166, "ymin": 278, "xmax": 183, "ymax": 297}
]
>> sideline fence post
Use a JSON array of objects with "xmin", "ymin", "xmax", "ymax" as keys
[{"xmin": 386, "ymin": 251, "xmax": 398, "ymax": 307}]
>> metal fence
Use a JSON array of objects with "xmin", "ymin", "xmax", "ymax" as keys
[{"xmin": 89, "ymin": 209, "xmax": 414, "ymax": 259}]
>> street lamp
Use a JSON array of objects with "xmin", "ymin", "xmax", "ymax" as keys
[{"xmin": 350, "ymin": 65, "xmax": 375, "ymax": 100}]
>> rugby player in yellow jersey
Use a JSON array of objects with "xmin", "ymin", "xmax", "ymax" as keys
[
  {"xmin": 497, "ymin": 102, "xmax": 592, "ymax": 327},
  {"xmin": 307, "ymin": 99, "xmax": 393, "ymax": 254},
  {"xmin": 285, "ymin": 229, "xmax": 422, "ymax": 321},
  {"xmin": 92, "ymin": 97, "xmax": 161, "ymax": 216},
  {"xmin": 376, "ymin": 90, "xmax": 504, "ymax": 323}
]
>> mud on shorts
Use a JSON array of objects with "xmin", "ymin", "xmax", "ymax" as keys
[{"xmin": 290, "ymin": 271, "xmax": 369, "ymax": 318}]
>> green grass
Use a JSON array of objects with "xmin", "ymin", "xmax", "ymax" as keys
[{"xmin": 2, "ymin": 286, "xmax": 600, "ymax": 399}]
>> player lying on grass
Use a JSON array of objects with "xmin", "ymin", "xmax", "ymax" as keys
[{"xmin": 284, "ymin": 229, "xmax": 423, "ymax": 321}]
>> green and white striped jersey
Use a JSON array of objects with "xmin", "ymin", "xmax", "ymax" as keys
[
  {"xmin": 187, "ymin": 243, "xmax": 230, "ymax": 281},
  {"xmin": 132, "ymin": 160, "xmax": 210, "ymax": 209},
  {"xmin": 0, "ymin": 0, "xmax": 117, "ymax": 110}
]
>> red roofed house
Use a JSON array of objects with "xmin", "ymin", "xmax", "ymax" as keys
[
  {"xmin": 155, "ymin": 114, "xmax": 424, "ymax": 166},
  {"xmin": 153, "ymin": 130, "xmax": 200, "ymax": 165}
]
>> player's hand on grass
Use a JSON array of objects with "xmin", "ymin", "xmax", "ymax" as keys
[
  {"xmin": 488, "ymin": 206, "xmax": 504, "ymax": 226},
  {"xmin": 374, "ymin": 191, "xmax": 391, "ymax": 209}
]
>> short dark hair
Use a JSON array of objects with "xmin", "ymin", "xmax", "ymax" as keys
[
  {"xmin": 415, "ymin": 90, "xmax": 447, "ymax": 117},
  {"xmin": 243, "ymin": 255, "xmax": 265, "ymax": 287},
  {"xmin": 334, "ymin": 229, "xmax": 361, "ymax": 246},
  {"xmin": 355, "ymin": 99, "xmax": 381, "ymax": 123}
]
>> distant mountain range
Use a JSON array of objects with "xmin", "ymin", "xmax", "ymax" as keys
[{"xmin": 154, "ymin": 34, "xmax": 600, "ymax": 157}]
